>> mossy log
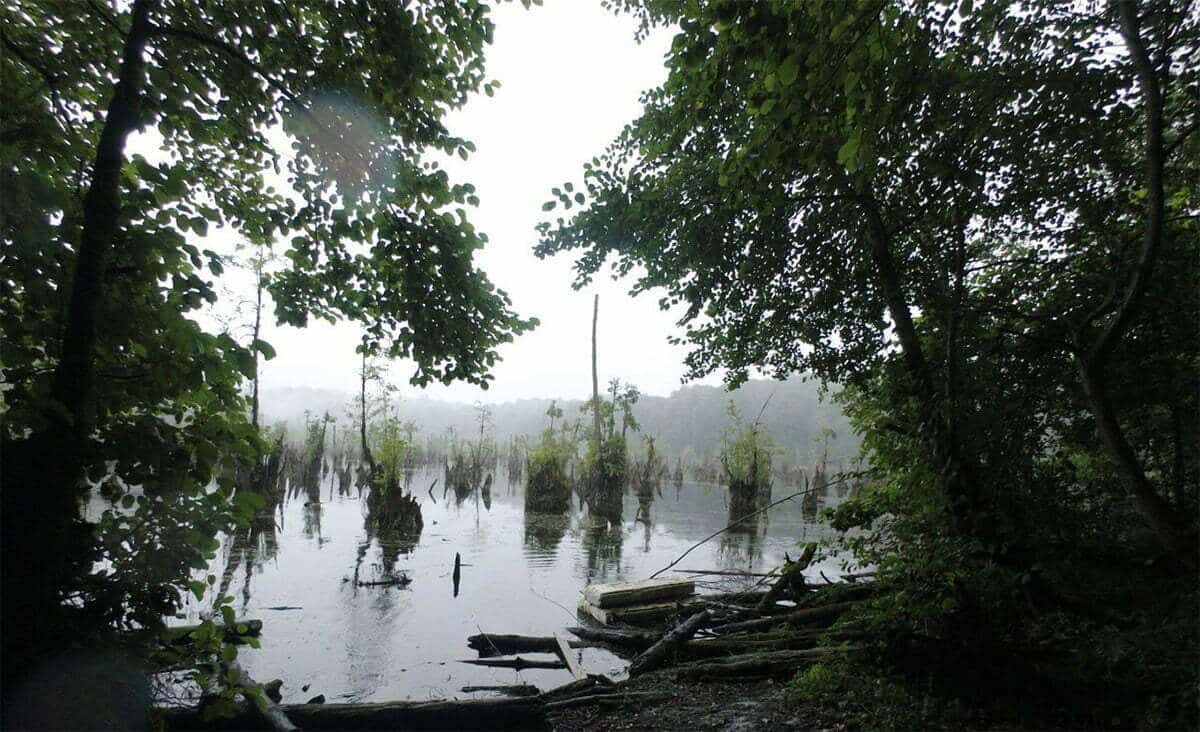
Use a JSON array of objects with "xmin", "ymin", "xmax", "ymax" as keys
[{"xmin": 672, "ymin": 646, "xmax": 860, "ymax": 679}]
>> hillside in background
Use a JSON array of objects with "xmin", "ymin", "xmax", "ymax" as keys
[{"xmin": 260, "ymin": 375, "xmax": 858, "ymax": 467}]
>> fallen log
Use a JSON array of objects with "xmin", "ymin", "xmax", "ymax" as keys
[
  {"xmin": 356, "ymin": 576, "xmax": 411, "ymax": 588},
  {"xmin": 164, "ymin": 697, "xmax": 546, "ymax": 730},
  {"xmin": 708, "ymin": 601, "xmax": 856, "ymax": 635},
  {"xmin": 701, "ymin": 589, "xmax": 768, "ymax": 605},
  {"xmin": 539, "ymin": 675, "xmax": 616, "ymax": 703},
  {"xmin": 162, "ymin": 618, "xmax": 263, "ymax": 642},
  {"xmin": 583, "ymin": 578, "xmax": 695, "ymax": 609},
  {"xmin": 467, "ymin": 633, "xmax": 586, "ymax": 657},
  {"xmin": 544, "ymin": 691, "xmax": 669, "ymax": 711},
  {"xmin": 757, "ymin": 544, "xmax": 816, "ymax": 612},
  {"xmin": 226, "ymin": 661, "xmax": 298, "ymax": 731},
  {"xmin": 673, "ymin": 646, "xmax": 861, "ymax": 680},
  {"xmin": 460, "ymin": 656, "xmax": 566, "ymax": 671},
  {"xmin": 460, "ymin": 685, "xmax": 540, "ymax": 698},
  {"xmin": 566, "ymin": 625, "xmax": 658, "ymax": 649},
  {"xmin": 577, "ymin": 596, "xmax": 704, "ymax": 625},
  {"xmin": 672, "ymin": 569, "xmax": 773, "ymax": 577},
  {"xmin": 554, "ymin": 634, "xmax": 584, "ymax": 680},
  {"xmin": 629, "ymin": 610, "xmax": 709, "ymax": 676}
]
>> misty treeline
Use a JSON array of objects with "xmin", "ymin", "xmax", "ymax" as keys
[{"xmin": 258, "ymin": 375, "xmax": 857, "ymax": 474}]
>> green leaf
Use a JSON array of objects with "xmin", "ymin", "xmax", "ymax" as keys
[
  {"xmin": 777, "ymin": 55, "xmax": 800, "ymax": 87},
  {"xmin": 837, "ymin": 134, "xmax": 861, "ymax": 172},
  {"xmin": 251, "ymin": 338, "xmax": 276, "ymax": 360},
  {"xmin": 542, "ymin": 201, "xmax": 557, "ymax": 211}
]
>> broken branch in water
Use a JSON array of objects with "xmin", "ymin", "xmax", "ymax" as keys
[
  {"xmin": 467, "ymin": 633, "xmax": 588, "ymax": 658},
  {"xmin": 629, "ymin": 609, "xmax": 710, "ymax": 676},
  {"xmin": 460, "ymin": 684, "xmax": 540, "ymax": 698},
  {"xmin": 459, "ymin": 656, "xmax": 567, "ymax": 671},
  {"xmin": 648, "ymin": 479, "xmax": 849, "ymax": 579}
]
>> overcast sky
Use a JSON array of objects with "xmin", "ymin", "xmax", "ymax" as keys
[{"xmin": 226, "ymin": 0, "xmax": 722, "ymax": 404}]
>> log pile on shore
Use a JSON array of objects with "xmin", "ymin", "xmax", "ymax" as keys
[{"xmin": 162, "ymin": 563, "xmax": 871, "ymax": 729}]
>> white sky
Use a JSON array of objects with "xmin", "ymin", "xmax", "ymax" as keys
[{"xmin": 219, "ymin": 0, "xmax": 722, "ymax": 404}]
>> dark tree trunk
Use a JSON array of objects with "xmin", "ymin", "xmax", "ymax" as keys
[
  {"xmin": 251, "ymin": 271, "xmax": 263, "ymax": 430},
  {"xmin": 591, "ymin": 294, "xmax": 602, "ymax": 452},
  {"xmin": 1067, "ymin": 1, "xmax": 1195, "ymax": 566},
  {"xmin": 360, "ymin": 347, "xmax": 375, "ymax": 473},
  {"xmin": 858, "ymin": 194, "xmax": 978, "ymax": 538},
  {"xmin": 51, "ymin": 0, "xmax": 156, "ymax": 439},
  {"xmin": 2, "ymin": 0, "xmax": 157, "ymax": 700}
]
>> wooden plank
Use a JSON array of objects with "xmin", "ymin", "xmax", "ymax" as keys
[
  {"xmin": 554, "ymin": 633, "xmax": 584, "ymax": 680},
  {"xmin": 577, "ymin": 597, "xmax": 703, "ymax": 626},
  {"xmin": 582, "ymin": 578, "xmax": 695, "ymax": 608}
]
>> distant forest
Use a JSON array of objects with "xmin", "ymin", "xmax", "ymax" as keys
[{"xmin": 261, "ymin": 376, "xmax": 858, "ymax": 468}]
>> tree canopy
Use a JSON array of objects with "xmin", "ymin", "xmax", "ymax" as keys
[
  {"xmin": 538, "ymin": 1, "xmax": 1197, "ymax": 725},
  {"xmin": 1, "ymin": 0, "xmax": 533, "ymax": 698}
]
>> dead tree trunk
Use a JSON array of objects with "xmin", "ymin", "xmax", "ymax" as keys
[
  {"xmin": 757, "ymin": 543, "xmax": 816, "ymax": 612},
  {"xmin": 628, "ymin": 609, "xmax": 710, "ymax": 676}
]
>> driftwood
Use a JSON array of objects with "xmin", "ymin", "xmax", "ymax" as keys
[
  {"xmin": 162, "ymin": 618, "xmax": 263, "ymax": 642},
  {"xmin": 554, "ymin": 634, "xmax": 584, "ymax": 680},
  {"xmin": 566, "ymin": 625, "xmax": 659, "ymax": 649},
  {"xmin": 355, "ymin": 576, "xmax": 411, "ymax": 588},
  {"xmin": 707, "ymin": 601, "xmax": 856, "ymax": 635},
  {"xmin": 459, "ymin": 656, "xmax": 566, "ymax": 671},
  {"xmin": 225, "ymin": 661, "xmax": 298, "ymax": 731},
  {"xmin": 577, "ymin": 596, "xmax": 704, "ymax": 625},
  {"xmin": 583, "ymin": 578, "xmax": 695, "ymax": 609},
  {"xmin": 672, "ymin": 569, "xmax": 773, "ymax": 577},
  {"xmin": 629, "ymin": 610, "xmax": 710, "ymax": 676},
  {"xmin": 467, "ymin": 633, "xmax": 586, "ymax": 657},
  {"xmin": 544, "ymin": 691, "xmax": 669, "ymax": 711},
  {"xmin": 539, "ymin": 674, "xmax": 616, "ymax": 703},
  {"xmin": 460, "ymin": 685, "xmax": 540, "ymax": 698},
  {"xmin": 757, "ymin": 544, "xmax": 816, "ymax": 612},
  {"xmin": 673, "ymin": 646, "xmax": 860, "ymax": 679},
  {"xmin": 166, "ymin": 697, "xmax": 546, "ymax": 730},
  {"xmin": 702, "ymin": 589, "xmax": 769, "ymax": 605}
]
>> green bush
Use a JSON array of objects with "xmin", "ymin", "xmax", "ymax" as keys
[{"xmin": 526, "ymin": 428, "xmax": 574, "ymax": 513}]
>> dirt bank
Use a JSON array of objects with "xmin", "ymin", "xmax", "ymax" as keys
[{"xmin": 547, "ymin": 672, "xmax": 836, "ymax": 731}]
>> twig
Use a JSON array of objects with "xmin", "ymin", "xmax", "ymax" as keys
[{"xmin": 648, "ymin": 478, "xmax": 848, "ymax": 579}]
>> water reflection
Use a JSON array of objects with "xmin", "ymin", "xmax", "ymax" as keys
[
  {"xmin": 581, "ymin": 515, "xmax": 624, "ymax": 580},
  {"xmin": 192, "ymin": 467, "xmax": 844, "ymax": 704}
]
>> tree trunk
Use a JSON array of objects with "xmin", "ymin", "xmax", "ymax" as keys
[
  {"xmin": 858, "ymin": 193, "xmax": 978, "ymax": 539},
  {"xmin": 359, "ymin": 348, "xmax": 375, "ymax": 473},
  {"xmin": 1066, "ymin": 0, "xmax": 1196, "ymax": 567},
  {"xmin": 591, "ymin": 293, "xmax": 603, "ymax": 452},
  {"xmin": 251, "ymin": 270, "xmax": 263, "ymax": 430},
  {"xmin": 2, "ymin": 0, "xmax": 157, "ymax": 694}
]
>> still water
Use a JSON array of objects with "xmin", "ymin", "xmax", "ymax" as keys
[{"xmin": 176, "ymin": 465, "xmax": 847, "ymax": 703}]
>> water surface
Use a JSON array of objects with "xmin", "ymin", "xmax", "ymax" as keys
[{"xmin": 179, "ymin": 466, "xmax": 847, "ymax": 702}]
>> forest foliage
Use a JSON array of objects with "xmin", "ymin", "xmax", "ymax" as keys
[
  {"xmin": 1, "ymin": 0, "xmax": 533, "ymax": 714},
  {"xmin": 538, "ymin": 0, "xmax": 1198, "ymax": 726}
]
